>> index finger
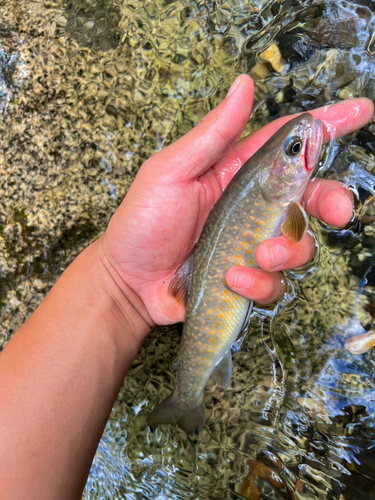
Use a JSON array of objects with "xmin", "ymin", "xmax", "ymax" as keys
[{"xmin": 213, "ymin": 98, "xmax": 374, "ymax": 191}]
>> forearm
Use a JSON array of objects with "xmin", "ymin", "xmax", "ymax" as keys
[{"xmin": 0, "ymin": 237, "xmax": 151, "ymax": 499}]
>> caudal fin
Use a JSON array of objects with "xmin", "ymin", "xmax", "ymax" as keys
[{"xmin": 147, "ymin": 393, "xmax": 206, "ymax": 435}]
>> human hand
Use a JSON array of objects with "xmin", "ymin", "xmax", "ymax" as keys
[{"xmin": 100, "ymin": 75, "xmax": 374, "ymax": 329}]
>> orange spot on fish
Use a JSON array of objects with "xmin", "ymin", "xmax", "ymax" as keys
[
  {"xmin": 254, "ymin": 203, "xmax": 259, "ymax": 206},
  {"xmin": 210, "ymin": 317, "xmax": 214, "ymax": 321},
  {"xmin": 198, "ymin": 362, "xmax": 202, "ymax": 365},
  {"xmin": 227, "ymin": 299, "xmax": 231, "ymax": 303},
  {"xmin": 227, "ymin": 257, "xmax": 230, "ymax": 260},
  {"xmin": 198, "ymin": 357, "xmax": 201, "ymax": 359},
  {"xmin": 247, "ymin": 249, "xmax": 252, "ymax": 253},
  {"xmin": 255, "ymin": 235, "xmax": 259, "ymax": 239},
  {"xmin": 256, "ymin": 228, "xmax": 260, "ymax": 232},
  {"xmin": 208, "ymin": 310, "xmax": 212, "ymax": 314},
  {"xmin": 246, "ymin": 224, "xmax": 250, "ymax": 228},
  {"xmin": 241, "ymin": 242, "xmax": 247, "ymax": 245},
  {"xmin": 219, "ymin": 314, "xmax": 224, "ymax": 318},
  {"xmin": 218, "ymin": 321, "xmax": 221, "ymax": 325},
  {"xmin": 227, "ymin": 241, "xmax": 231, "ymax": 244},
  {"xmin": 217, "ymin": 306, "xmax": 220, "ymax": 311},
  {"xmin": 209, "ymin": 298, "xmax": 213, "ymax": 301},
  {"xmin": 224, "ymin": 290, "xmax": 229, "ymax": 295},
  {"xmin": 234, "ymin": 296, "xmax": 238, "ymax": 299},
  {"xmin": 223, "ymin": 280, "xmax": 227, "ymax": 285},
  {"xmin": 210, "ymin": 338, "xmax": 215, "ymax": 342},
  {"xmin": 220, "ymin": 329, "xmax": 224, "ymax": 333},
  {"xmin": 218, "ymin": 299, "xmax": 222, "ymax": 303},
  {"xmin": 237, "ymin": 247, "xmax": 241, "ymax": 251},
  {"xmin": 259, "ymin": 221, "xmax": 264, "ymax": 225},
  {"xmin": 243, "ymin": 232, "xmax": 248, "ymax": 237},
  {"xmin": 208, "ymin": 349, "xmax": 212, "ymax": 353},
  {"xmin": 214, "ymin": 345, "xmax": 217, "ymax": 348},
  {"xmin": 200, "ymin": 367, "xmax": 203, "ymax": 370},
  {"xmin": 211, "ymin": 331, "xmax": 215, "ymax": 335},
  {"xmin": 231, "ymin": 305, "xmax": 235, "ymax": 309},
  {"xmin": 205, "ymin": 358, "xmax": 209, "ymax": 361},
  {"xmin": 198, "ymin": 342, "xmax": 202, "ymax": 345},
  {"xmin": 250, "ymin": 216, "xmax": 255, "ymax": 220},
  {"xmin": 226, "ymin": 325, "xmax": 229, "ymax": 328},
  {"xmin": 236, "ymin": 255, "xmax": 241, "ymax": 259},
  {"xmin": 205, "ymin": 327, "xmax": 209, "ymax": 330},
  {"xmin": 268, "ymin": 207, "xmax": 273, "ymax": 211},
  {"xmin": 263, "ymin": 212, "xmax": 267, "ymax": 216},
  {"xmin": 248, "ymin": 260, "xmax": 253, "ymax": 264}
]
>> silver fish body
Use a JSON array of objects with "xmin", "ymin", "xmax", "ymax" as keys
[{"xmin": 148, "ymin": 113, "xmax": 323, "ymax": 434}]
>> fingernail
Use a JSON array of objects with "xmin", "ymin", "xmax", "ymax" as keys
[
  {"xmin": 226, "ymin": 75, "xmax": 242, "ymax": 98},
  {"xmin": 270, "ymin": 245, "xmax": 288, "ymax": 269},
  {"xmin": 232, "ymin": 269, "xmax": 253, "ymax": 290}
]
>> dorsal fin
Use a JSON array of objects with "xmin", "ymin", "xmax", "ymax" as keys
[
  {"xmin": 167, "ymin": 252, "xmax": 194, "ymax": 307},
  {"xmin": 281, "ymin": 202, "xmax": 308, "ymax": 243}
]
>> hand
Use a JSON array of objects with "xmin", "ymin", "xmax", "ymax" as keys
[{"xmin": 100, "ymin": 75, "xmax": 374, "ymax": 328}]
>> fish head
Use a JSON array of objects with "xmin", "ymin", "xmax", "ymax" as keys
[{"xmin": 261, "ymin": 113, "xmax": 323, "ymax": 204}]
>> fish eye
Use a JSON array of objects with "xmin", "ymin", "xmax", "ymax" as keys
[{"xmin": 284, "ymin": 136, "xmax": 303, "ymax": 157}]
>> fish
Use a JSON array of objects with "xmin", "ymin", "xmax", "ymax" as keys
[
  {"xmin": 147, "ymin": 113, "xmax": 323, "ymax": 434},
  {"xmin": 345, "ymin": 329, "xmax": 375, "ymax": 354}
]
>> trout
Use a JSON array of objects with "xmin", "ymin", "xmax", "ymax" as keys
[{"xmin": 148, "ymin": 113, "xmax": 323, "ymax": 434}]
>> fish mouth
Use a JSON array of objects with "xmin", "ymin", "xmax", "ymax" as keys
[{"xmin": 304, "ymin": 118, "xmax": 323, "ymax": 172}]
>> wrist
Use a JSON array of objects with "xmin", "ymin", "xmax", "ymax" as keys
[{"xmin": 92, "ymin": 235, "xmax": 154, "ymax": 345}]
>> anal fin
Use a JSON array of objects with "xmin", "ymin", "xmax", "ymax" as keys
[{"xmin": 211, "ymin": 350, "xmax": 232, "ymax": 390}]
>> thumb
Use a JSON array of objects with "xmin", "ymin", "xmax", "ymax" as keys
[{"xmin": 151, "ymin": 75, "xmax": 254, "ymax": 182}]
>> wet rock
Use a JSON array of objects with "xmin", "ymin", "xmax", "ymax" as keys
[{"xmin": 64, "ymin": 0, "xmax": 122, "ymax": 51}]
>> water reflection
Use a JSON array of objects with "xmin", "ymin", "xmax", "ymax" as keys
[{"xmin": 0, "ymin": 0, "xmax": 374, "ymax": 498}]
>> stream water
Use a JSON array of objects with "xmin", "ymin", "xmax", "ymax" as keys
[{"xmin": 0, "ymin": 0, "xmax": 374, "ymax": 498}]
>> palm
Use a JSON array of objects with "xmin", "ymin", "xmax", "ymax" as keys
[
  {"xmin": 105, "ymin": 163, "xmax": 218, "ymax": 324},
  {"xmin": 102, "ymin": 76, "xmax": 373, "ymax": 325}
]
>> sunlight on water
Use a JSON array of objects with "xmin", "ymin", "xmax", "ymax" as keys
[{"xmin": 0, "ymin": 0, "xmax": 374, "ymax": 498}]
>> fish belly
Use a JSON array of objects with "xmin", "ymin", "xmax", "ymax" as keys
[{"xmin": 174, "ymin": 195, "xmax": 283, "ymax": 407}]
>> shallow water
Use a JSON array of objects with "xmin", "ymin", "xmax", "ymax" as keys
[{"xmin": 0, "ymin": 0, "xmax": 374, "ymax": 498}]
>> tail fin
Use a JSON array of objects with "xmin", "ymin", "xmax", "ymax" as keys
[{"xmin": 147, "ymin": 393, "xmax": 206, "ymax": 435}]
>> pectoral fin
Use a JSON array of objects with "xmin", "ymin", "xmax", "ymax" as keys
[
  {"xmin": 168, "ymin": 252, "xmax": 194, "ymax": 307},
  {"xmin": 211, "ymin": 350, "xmax": 232, "ymax": 390},
  {"xmin": 281, "ymin": 202, "xmax": 308, "ymax": 243}
]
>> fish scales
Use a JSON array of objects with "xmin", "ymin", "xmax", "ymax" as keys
[
  {"xmin": 175, "ymin": 184, "xmax": 284, "ymax": 406},
  {"xmin": 147, "ymin": 113, "xmax": 323, "ymax": 434}
]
